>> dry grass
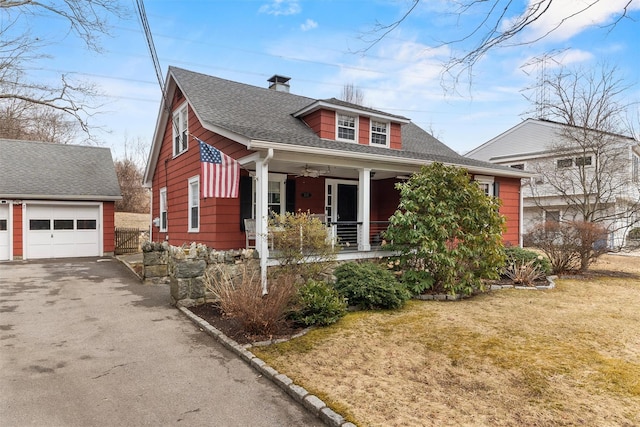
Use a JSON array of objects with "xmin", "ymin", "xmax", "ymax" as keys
[
  {"xmin": 253, "ymin": 254, "xmax": 640, "ymax": 426},
  {"xmin": 114, "ymin": 212, "xmax": 149, "ymax": 229}
]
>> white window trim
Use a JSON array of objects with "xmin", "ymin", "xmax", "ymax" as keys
[
  {"xmin": 188, "ymin": 176, "xmax": 200, "ymax": 232},
  {"xmin": 474, "ymin": 175, "xmax": 494, "ymax": 197},
  {"xmin": 172, "ymin": 102, "xmax": 189, "ymax": 157},
  {"xmin": 632, "ymin": 153, "xmax": 640, "ymax": 183},
  {"xmin": 159, "ymin": 187, "xmax": 167, "ymax": 232},
  {"xmin": 251, "ymin": 173, "xmax": 286, "ymax": 218},
  {"xmin": 370, "ymin": 120, "xmax": 390, "ymax": 147},
  {"xmin": 336, "ymin": 112, "xmax": 358, "ymax": 143}
]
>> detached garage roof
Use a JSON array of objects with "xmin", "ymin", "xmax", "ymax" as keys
[{"xmin": 0, "ymin": 139, "xmax": 122, "ymax": 201}]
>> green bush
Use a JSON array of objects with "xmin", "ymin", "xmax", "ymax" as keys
[
  {"xmin": 503, "ymin": 247, "xmax": 551, "ymax": 276},
  {"xmin": 288, "ymin": 280, "xmax": 347, "ymax": 327},
  {"xmin": 333, "ymin": 262, "xmax": 410, "ymax": 310},
  {"xmin": 384, "ymin": 163, "xmax": 506, "ymax": 295}
]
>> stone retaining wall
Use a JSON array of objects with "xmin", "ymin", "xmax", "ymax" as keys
[{"xmin": 141, "ymin": 241, "xmax": 258, "ymax": 306}]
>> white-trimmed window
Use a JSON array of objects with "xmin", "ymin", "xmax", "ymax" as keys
[
  {"xmin": 188, "ymin": 176, "xmax": 200, "ymax": 232},
  {"xmin": 370, "ymin": 120, "xmax": 389, "ymax": 146},
  {"xmin": 252, "ymin": 173, "xmax": 286, "ymax": 218},
  {"xmin": 159, "ymin": 187, "xmax": 167, "ymax": 232},
  {"xmin": 575, "ymin": 155, "xmax": 592, "ymax": 167},
  {"xmin": 557, "ymin": 158, "xmax": 573, "ymax": 168},
  {"xmin": 173, "ymin": 103, "xmax": 188, "ymax": 156},
  {"xmin": 474, "ymin": 175, "xmax": 494, "ymax": 197},
  {"xmin": 337, "ymin": 113, "xmax": 356, "ymax": 142}
]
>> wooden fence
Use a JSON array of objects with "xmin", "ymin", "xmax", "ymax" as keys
[{"xmin": 115, "ymin": 227, "xmax": 146, "ymax": 255}]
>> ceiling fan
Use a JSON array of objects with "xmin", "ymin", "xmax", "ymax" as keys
[{"xmin": 297, "ymin": 164, "xmax": 329, "ymax": 178}]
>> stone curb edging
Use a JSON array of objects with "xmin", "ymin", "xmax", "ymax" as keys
[{"xmin": 178, "ymin": 306, "xmax": 356, "ymax": 427}]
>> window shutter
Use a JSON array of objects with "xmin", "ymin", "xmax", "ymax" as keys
[
  {"xmin": 286, "ymin": 179, "xmax": 296, "ymax": 213},
  {"xmin": 493, "ymin": 181, "xmax": 500, "ymax": 198},
  {"xmin": 239, "ymin": 176, "xmax": 253, "ymax": 231}
]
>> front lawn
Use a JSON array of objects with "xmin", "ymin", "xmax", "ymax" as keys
[{"xmin": 252, "ymin": 254, "xmax": 640, "ymax": 426}]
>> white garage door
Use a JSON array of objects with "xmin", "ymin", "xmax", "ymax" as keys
[
  {"xmin": 0, "ymin": 204, "xmax": 9, "ymax": 260},
  {"xmin": 26, "ymin": 204, "xmax": 101, "ymax": 259}
]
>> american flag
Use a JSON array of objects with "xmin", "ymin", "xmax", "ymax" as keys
[{"xmin": 198, "ymin": 139, "xmax": 240, "ymax": 198}]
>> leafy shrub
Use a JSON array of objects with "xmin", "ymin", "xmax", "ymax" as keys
[
  {"xmin": 204, "ymin": 263, "xmax": 297, "ymax": 335},
  {"xmin": 288, "ymin": 280, "xmax": 347, "ymax": 327},
  {"xmin": 524, "ymin": 220, "xmax": 608, "ymax": 273},
  {"xmin": 384, "ymin": 162, "xmax": 506, "ymax": 295},
  {"xmin": 333, "ymin": 262, "xmax": 410, "ymax": 310},
  {"xmin": 504, "ymin": 247, "xmax": 551, "ymax": 276}
]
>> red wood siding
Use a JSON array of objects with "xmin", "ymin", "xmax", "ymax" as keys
[
  {"xmin": 359, "ymin": 117, "xmax": 370, "ymax": 145},
  {"xmin": 496, "ymin": 177, "xmax": 521, "ymax": 246},
  {"xmin": 371, "ymin": 179, "xmax": 400, "ymax": 221},
  {"xmin": 301, "ymin": 110, "xmax": 335, "ymax": 139},
  {"xmin": 151, "ymin": 100, "xmax": 253, "ymax": 250},
  {"xmin": 390, "ymin": 123, "xmax": 402, "ymax": 150},
  {"xmin": 12, "ymin": 204, "xmax": 22, "ymax": 258},
  {"xmin": 103, "ymin": 201, "xmax": 115, "ymax": 253},
  {"xmin": 294, "ymin": 177, "xmax": 326, "ymax": 214}
]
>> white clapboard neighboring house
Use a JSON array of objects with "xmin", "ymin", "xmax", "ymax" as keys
[{"xmin": 465, "ymin": 118, "xmax": 640, "ymax": 248}]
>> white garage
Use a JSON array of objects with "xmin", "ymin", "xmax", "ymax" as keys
[
  {"xmin": 25, "ymin": 204, "xmax": 102, "ymax": 259},
  {"xmin": 0, "ymin": 203, "xmax": 9, "ymax": 260}
]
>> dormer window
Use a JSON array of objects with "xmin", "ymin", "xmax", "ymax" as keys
[
  {"xmin": 173, "ymin": 103, "xmax": 188, "ymax": 156},
  {"xmin": 371, "ymin": 121, "xmax": 389, "ymax": 146},
  {"xmin": 337, "ymin": 113, "xmax": 356, "ymax": 142}
]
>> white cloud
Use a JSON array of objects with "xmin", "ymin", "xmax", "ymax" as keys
[
  {"xmin": 518, "ymin": 0, "xmax": 640, "ymax": 43},
  {"xmin": 300, "ymin": 18, "xmax": 318, "ymax": 31},
  {"xmin": 259, "ymin": 0, "xmax": 301, "ymax": 16}
]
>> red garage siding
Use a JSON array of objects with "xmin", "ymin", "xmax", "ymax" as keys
[
  {"xmin": 12, "ymin": 204, "xmax": 22, "ymax": 258},
  {"xmin": 103, "ymin": 201, "xmax": 115, "ymax": 254}
]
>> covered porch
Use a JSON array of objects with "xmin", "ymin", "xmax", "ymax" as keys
[{"xmin": 238, "ymin": 146, "xmax": 414, "ymax": 264}]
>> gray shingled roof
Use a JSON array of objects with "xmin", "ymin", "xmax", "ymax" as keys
[
  {"xmin": 0, "ymin": 139, "xmax": 122, "ymax": 200},
  {"xmin": 169, "ymin": 66, "xmax": 523, "ymax": 174}
]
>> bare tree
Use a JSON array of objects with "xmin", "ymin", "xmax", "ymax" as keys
[
  {"xmin": 525, "ymin": 64, "xmax": 640, "ymax": 248},
  {"xmin": 340, "ymin": 83, "xmax": 365, "ymax": 106},
  {"xmin": 361, "ymin": 1, "xmax": 635, "ymax": 82},
  {"xmin": 0, "ymin": 97, "xmax": 79, "ymax": 142},
  {"xmin": 114, "ymin": 136, "xmax": 150, "ymax": 213},
  {"xmin": 0, "ymin": 0, "xmax": 127, "ymax": 137}
]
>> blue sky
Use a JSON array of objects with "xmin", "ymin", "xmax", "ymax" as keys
[{"xmin": 28, "ymin": 0, "xmax": 640, "ymax": 161}]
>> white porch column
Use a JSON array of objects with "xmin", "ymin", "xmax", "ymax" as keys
[
  {"xmin": 256, "ymin": 149, "xmax": 273, "ymax": 294},
  {"xmin": 358, "ymin": 168, "xmax": 371, "ymax": 251}
]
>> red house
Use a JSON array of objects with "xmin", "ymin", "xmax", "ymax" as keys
[
  {"xmin": 143, "ymin": 67, "xmax": 528, "ymax": 264},
  {"xmin": 0, "ymin": 139, "xmax": 121, "ymax": 261}
]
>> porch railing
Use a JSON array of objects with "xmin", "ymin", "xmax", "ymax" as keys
[{"xmin": 326, "ymin": 220, "xmax": 390, "ymax": 251}]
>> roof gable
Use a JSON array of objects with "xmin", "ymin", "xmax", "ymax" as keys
[{"xmin": 0, "ymin": 139, "xmax": 121, "ymax": 200}]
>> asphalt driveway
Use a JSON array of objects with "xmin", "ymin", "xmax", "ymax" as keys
[{"xmin": 0, "ymin": 258, "xmax": 322, "ymax": 426}]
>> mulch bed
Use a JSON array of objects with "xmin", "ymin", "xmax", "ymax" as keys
[{"xmin": 188, "ymin": 303, "xmax": 307, "ymax": 345}]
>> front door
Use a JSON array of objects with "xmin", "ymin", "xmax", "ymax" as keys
[{"xmin": 326, "ymin": 180, "xmax": 358, "ymax": 246}]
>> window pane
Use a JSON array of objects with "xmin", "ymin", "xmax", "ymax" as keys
[
  {"xmin": 161, "ymin": 212, "xmax": 167, "ymax": 230},
  {"xmin": 54, "ymin": 219, "xmax": 74, "ymax": 230},
  {"xmin": 30, "ymin": 219, "xmax": 50, "ymax": 230},
  {"xmin": 371, "ymin": 133, "xmax": 386, "ymax": 145},
  {"xmin": 0, "ymin": 219, "xmax": 6, "ymax": 231},
  {"xmin": 575, "ymin": 156, "xmax": 592, "ymax": 166},
  {"xmin": 546, "ymin": 211, "xmax": 560, "ymax": 223},
  {"xmin": 338, "ymin": 127, "xmax": 355, "ymax": 140},
  {"xmin": 557, "ymin": 158, "xmax": 573, "ymax": 168},
  {"xmin": 77, "ymin": 219, "xmax": 97, "ymax": 230},
  {"xmin": 191, "ymin": 207, "xmax": 199, "ymax": 229}
]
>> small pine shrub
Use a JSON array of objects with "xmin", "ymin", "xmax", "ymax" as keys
[
  {"xmin": 504, "ymin": 247, "xmax": 551, "ymax": 276},
  {"xmin": 333, "ymin": 262, "xmax": 410, "ymax": 310},
  {"xmin": 288, "ymin": 280, "xmax": 347, "ymax": 327}
]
